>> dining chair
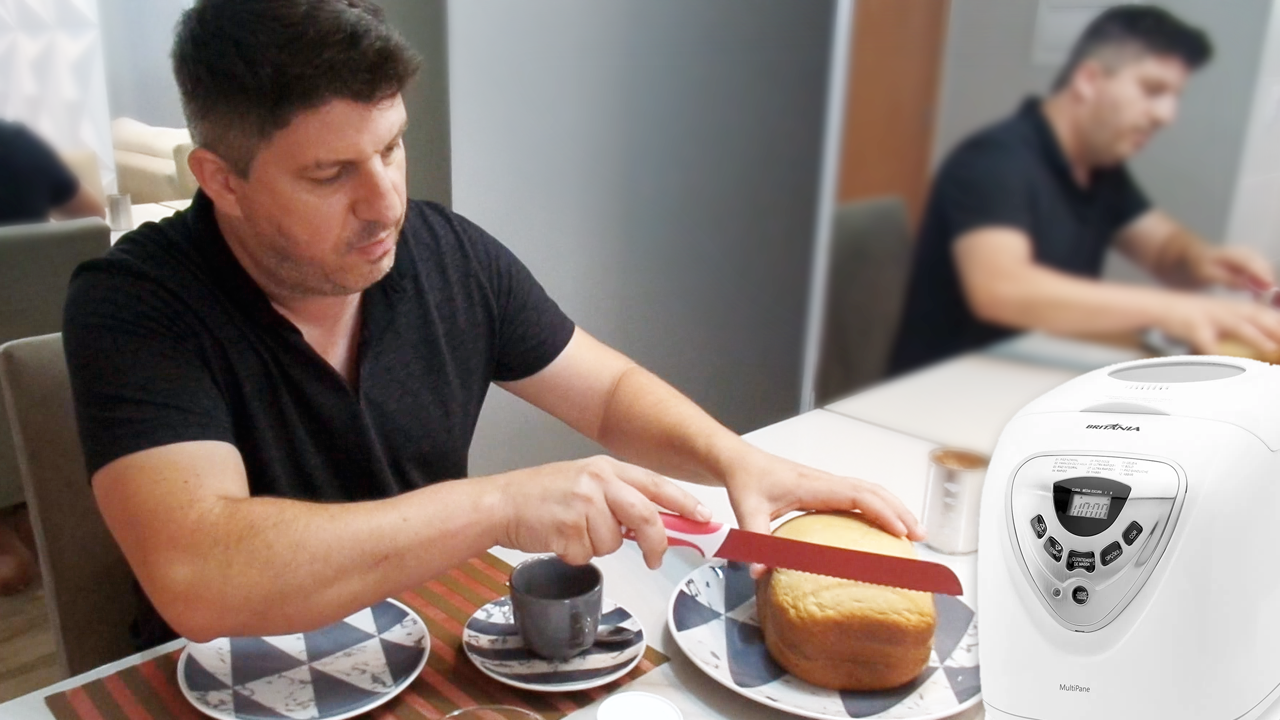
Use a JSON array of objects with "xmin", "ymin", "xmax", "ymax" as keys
[
  {"xmin": 0, "ymin": 333, "xmax": 137, "ymax": 677},
  {"xmin": 0, "ymin": 217, "xmax": 110, "ymax": 510},
  {"xmin": 815, "ymin": 196, "xmax": 914, "ymax": 406}
]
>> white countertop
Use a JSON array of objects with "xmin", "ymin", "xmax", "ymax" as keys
[{"xmin": 824, "ymin": 332, "xmax": 1149, "ymax": 456}]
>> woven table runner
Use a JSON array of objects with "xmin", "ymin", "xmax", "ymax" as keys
[{"xmin": 44, "ymin": 553, "xmax": 669, "ymax": 719}]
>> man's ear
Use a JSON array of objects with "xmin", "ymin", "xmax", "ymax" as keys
[
  {"xmin": 1070, "ymin": 59, "xmax": 1107, "ymax": 103},
  {"xmin": 187, "ymin": 148, "xmax": 246, "ymax": 217}
]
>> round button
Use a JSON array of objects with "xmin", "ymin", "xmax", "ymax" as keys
[
  {"xmin": 1051, "ymin": 587, "xmax": 1062, "ymax": 599},
  {"xmin": 1072, "ymin": 586, "xmax": 1089, "ymax": 605}
]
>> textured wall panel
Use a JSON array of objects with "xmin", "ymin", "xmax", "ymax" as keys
[{"xmin": 0, "ymin": 0, "xmax": 115, "ymax": 193}]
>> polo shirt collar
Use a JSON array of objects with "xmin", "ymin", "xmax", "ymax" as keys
[{"xmin": 1018, "ymin": 96, "xmax": 1090, "ymax": 197}]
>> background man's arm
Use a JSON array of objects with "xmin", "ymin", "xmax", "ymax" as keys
[
  {"xmin": 954, "ymin": 226, "xmax": 1280, "ymax": 353},
  {"xmin": 1114, "ymin": 210, "xmax": 1274, "ymax": 290},
  {"xmin": 499, "ymin": 327, "xmax": 925, "ymax": 544},
  {"xmin": 51, "ymin": 185, "xmax": 106, "ymax": 221}
]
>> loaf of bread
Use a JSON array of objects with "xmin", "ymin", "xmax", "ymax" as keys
[
  {"xmin": 1215, "ymin": 338, "xmax": 1280, "ymax": 364},
  {"xmin": 756, "ymin": 512, "xmax": 936, "ymax": 691}
]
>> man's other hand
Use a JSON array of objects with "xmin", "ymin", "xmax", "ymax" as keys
[
  {"xmin": 1191, "ymin": 245, "xmax": 1275, "ymax": 292},
  {"xmin": 491, "ymin": 456, "xmax": 711, "ymax": 570},
  {"xmin": 1158, "ymin": 292, "xmax": 1280, "ymax": 356},
  {"xmin": 720, "ymin": 448, "xmax": 926, "ymax": 578}
]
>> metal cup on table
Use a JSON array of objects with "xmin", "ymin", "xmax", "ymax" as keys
[
  {"xmin": 106, "ymin": 192, "xmax": 133, "ymax": 232},
  {"xmin": 921, "ymin": 447, "xmax": 989, "ymax": 555},
  {"xmin": 509, "ymin": 555, "xmax": 603, "ymax": 661}
]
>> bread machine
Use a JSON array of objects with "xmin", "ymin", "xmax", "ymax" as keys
[{"xmin": 978, "ymin": 356, "xmax": 1280, "ymax": 720}]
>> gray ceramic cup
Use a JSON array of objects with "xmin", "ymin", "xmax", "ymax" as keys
[{"xmin": 509, "ymin": 556, "xmax": 602, "ymax": 661}]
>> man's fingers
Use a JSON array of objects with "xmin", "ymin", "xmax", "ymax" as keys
[
  {"xmin": 614, "ymin": 462, "xmax": 711, "ymax": 522},
  {"xmin": 860, "ymin": 481, "xmax": 926, "ymax": 540},
  {"xmin": 1225, "ymin": 250, "xmax": 1276, "ymax": 289},
  {"xmin": 605, "ymin": 480, "xmax": 668, "ymax": 569},
  {"xmin": 585, "ymin": 504, "xmax": 624, "ymax": 558},
  {"xmin": 1186, "ymin": 319, "xmax": 1218, "ymax": 355},
  {"xmin": 1230, "ymin": 317, "xmax": 1279, "ymax": 354},
  {"xmin": 554, "ymin": 525, "xmax": 595, "ymax": 566}
]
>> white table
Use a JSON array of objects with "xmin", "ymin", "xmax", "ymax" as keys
[
  {"xmin": 0, "ymin": 409, "xmax": 982, "ymax": 720},
  {"xmin": 825, "ymin": 333, "xmax": 1149, "ymax": 455}
]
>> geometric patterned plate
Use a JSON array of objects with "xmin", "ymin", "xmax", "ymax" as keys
[
  {"xmin": 177, "ymin": 599, "xmax": 429, "ymax": 720},
  {"xmin": 668, "ymin": 549, "xmax": 980, "ymax": 720},
  {"xmin": 462, "ymin": 596, "xmax": 645, "ymax": 693}
]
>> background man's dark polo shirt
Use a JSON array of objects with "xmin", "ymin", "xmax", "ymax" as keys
[
  {"xmin": 889, "ymin": 98, "xmax": 1151, "ymax": 375},
  {"xmin": 62, "ymin": 191, "xmax": 576, "ymax": 647},
  {"xmin": 0, "ymin": 119, "xmax": 80, "ymax": 226}
]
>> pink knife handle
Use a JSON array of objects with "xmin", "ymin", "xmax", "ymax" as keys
[{"xmin": 623, "ymin": 513, "xmax": 729, "ymax": 558}]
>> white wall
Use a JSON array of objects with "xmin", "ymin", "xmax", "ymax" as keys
[
  {"xmin": 1224, "ymin": 2, "xmax": 1280, "ymax": 263},
  {"xmin": 449, "ymin": 0, "xmax": 835, "ymax": 474},
  {"xmin": 97, "ymin": 0, "xmax": 190, "ymax": 127},
  {"xmin": 933, "ymin": 0, "xmax": 1271, "ymax": 261},
  {"xmin": 0, "ymin": 0, "xmax": 116, "ymax": 193}
]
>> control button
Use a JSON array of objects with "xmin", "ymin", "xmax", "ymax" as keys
[
  {"xmin": 1072, "ymin": 586, "xmax": 1089, "ymax": 605},
  {"xmin": 1044, "ymin": 536, "xmax": 1063, "ymax": 562},
  {"xmin": 1101, "ymin": 541, "xmax": 1123, "ymax": 567},
  {"xmin": 1051, "ymin": 587, "xmax": 1063, "ymax": 599},
  {"xmin": 1030, "ymin": 514, "xmax": 1048, "ymax": 539},
  {"xmin": 1123, "ymin": 521, "xmax": 1143, "ymax": 546},
  {"xmin": 1067, "ymin": 550, "xmax": 1096, "ymax": 573}
]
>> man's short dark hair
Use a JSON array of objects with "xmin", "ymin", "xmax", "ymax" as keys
[
  {"xmin": 1053, "ymin": 5, "xmax": 1213, "ymax": 92},
  {"xmin": 173, "ymin": 0, "xmax": 422, "ymax": 177}
]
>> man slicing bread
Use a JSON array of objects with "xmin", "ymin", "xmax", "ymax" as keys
[
  {"xmin": 62, "ymin": 0, "xmax": 923, "ymax": 651},
  {"xmin": 891, "ymin": 5, "xmax": 1280, "ymax": 375}
]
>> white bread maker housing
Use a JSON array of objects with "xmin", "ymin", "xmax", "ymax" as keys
[{"xmin": 979, "ymin": 356, "xmax": 1280, "ymax": 720}]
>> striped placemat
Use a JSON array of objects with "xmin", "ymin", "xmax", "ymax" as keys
[{"xmin": 43, "ymin": 553, "xmax": 669, "ymax": 719}]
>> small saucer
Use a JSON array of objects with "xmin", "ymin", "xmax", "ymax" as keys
[{"xmin": 462, "ymin": 596, "xmax": 645, "ymax": 693}]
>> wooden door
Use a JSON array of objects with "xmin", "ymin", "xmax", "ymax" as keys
[{"xmin": 837, "ymin": 0, "xmax": 951, "ymax": 231}]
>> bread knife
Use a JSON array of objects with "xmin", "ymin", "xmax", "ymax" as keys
[{"xmin": 626, "ymin": 513, "xmax": 964, "ymax": 596}]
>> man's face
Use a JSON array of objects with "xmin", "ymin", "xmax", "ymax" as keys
[
  {"xmin": 1078, "ymin": 54, "xmax": 1189, "ymax": 166},
  {"xmin": 227, "ymin": 95, "xmax": 409, "ymax": 297}
]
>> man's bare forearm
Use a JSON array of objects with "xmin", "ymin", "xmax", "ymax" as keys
[
  {"xmin": 972, "ymin": 264, "xmax": 1174, "ymax": 336},
  {"xmin": 98, "ymin": 445, "xmax": 510, "ymax": 642},
  {"xmin": 1143, "ymin": 226, "xmax": 1210, "ymax": 288},
  {"xmin": 593, "ymin": 364, "xmax": 746, "ymax": 487}
]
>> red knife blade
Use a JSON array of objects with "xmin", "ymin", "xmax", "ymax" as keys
[{"xmin": 629, "ymin": 513, "xmax": 964, "ymax": 596}]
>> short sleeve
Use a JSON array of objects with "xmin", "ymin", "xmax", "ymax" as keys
[
  {"xmin": 937, "ymin": 140, "xmax": 1034, "ymax": 242},
  {"xmin": 63, "ymin": 261, "xmax": 235, "ymax": 477},
  {"xmin": 453, "ymin": 214, "xmax": 576, "ymax": 382},
  {"xmin": 10, "ymin": 123, "xmax": 79, "ymax": 207},
  {"xmin": 1106, "ymin": 166, "xmax": 1152, "ymax": 234}
]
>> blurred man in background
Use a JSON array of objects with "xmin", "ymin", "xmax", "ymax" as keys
[
  {"xmin": 890, "ymin": 5, "xmax": 1280, "ymax": 375},
  {"xmin": 0, "ymin": 119, "xmax": 105, "ymax": 227},
  {"xmin": 0, "ymin": 119, "xmax": 106, "ymax": 594}
]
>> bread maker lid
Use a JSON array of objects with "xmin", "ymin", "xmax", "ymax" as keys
[{"xmin": 1014, "ymin": 356, "xmax": 1280, "ymax": 450}]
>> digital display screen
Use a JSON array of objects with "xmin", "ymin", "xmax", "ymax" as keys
[{"xmin": 1066, "ymin": 492, "xmax": 1111, "ymax": 519}]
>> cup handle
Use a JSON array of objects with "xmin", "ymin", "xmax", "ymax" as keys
[{"xmin": 570, "ymin": 610, "xmax": 592, "ymax": 648}]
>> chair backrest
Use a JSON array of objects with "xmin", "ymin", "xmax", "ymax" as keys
[
  {"xmin": 111, "ymin": 117, "xmax": 196, "ymax": 204},
  {"xmin": 815, "ymin": 196, "xmax": 914, "ymax": 405},
  {"xmin": 0, "ymin": 334, "xmax": 136, "ymax": 676},
  {"xmin": 0, "ymin": 217, "xmax": 110, "ymax": 509}
]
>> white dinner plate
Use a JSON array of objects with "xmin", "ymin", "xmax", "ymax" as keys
[
  {"xmin": 667, "ymin": 550, "xmax": 980, "ymax": 720},
  {"xmin": 462, "ymin": 596, "xmax": 646, "ymax": 693},
  {"xmin": 177, "ymin": 598, "xmax": 429, "ymax": 720}
]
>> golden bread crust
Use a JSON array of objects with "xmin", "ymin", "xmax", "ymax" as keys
[{"xmin": 757, "ymin": 512, "xmax": 936, "ymax": 691}]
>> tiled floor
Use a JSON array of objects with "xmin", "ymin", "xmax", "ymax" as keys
[{"xmin": 0, "ymin": 582, "xmax": 58, "ymax": 703}]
